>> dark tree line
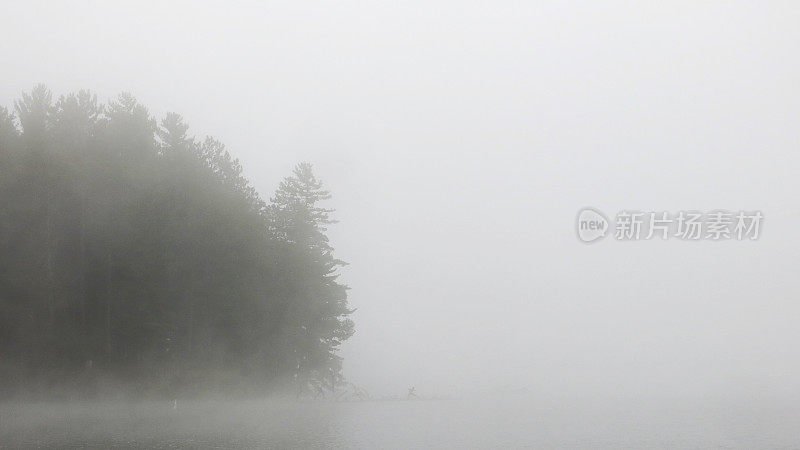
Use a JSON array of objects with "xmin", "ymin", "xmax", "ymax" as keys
[{"xmin": 0, "ymin": 85, "xmax": 353, "ymax": 398}]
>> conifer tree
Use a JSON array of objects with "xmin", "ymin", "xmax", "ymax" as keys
[{"xmin": 268, "ymin": 163, "xmax": 354, "ymax": 396}]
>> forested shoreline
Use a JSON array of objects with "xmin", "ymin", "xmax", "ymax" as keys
[{"xmin": 0, "ymin": 86, "xmax": 353, "ymax": 399}]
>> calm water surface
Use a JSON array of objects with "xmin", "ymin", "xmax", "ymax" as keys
[{"xmin": 2, "ymin": 397, "xmax": 799, "ymax": 448}]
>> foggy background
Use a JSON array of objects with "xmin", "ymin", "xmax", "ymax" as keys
[{"xmin": 2, "ymin": 0, "xmax": 798, "ymax": 400}]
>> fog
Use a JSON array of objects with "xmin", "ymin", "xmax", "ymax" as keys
[{"xmin": 2, "ymin": 0, "xmax": 800, "ymax": 442}]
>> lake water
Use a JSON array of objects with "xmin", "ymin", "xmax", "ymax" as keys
[{"xmin": 2, "ymin": 397, "xmax": 800, "ymax": 448}]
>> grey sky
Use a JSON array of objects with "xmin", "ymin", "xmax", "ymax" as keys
[{"xmin": 2, "ymin": 0, "xmax": 799, "ymax": 399}]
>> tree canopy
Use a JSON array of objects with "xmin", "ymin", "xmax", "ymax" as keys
[{"xmin": 0, "ymin": 85, "xmax": 353, "ymax": 399}]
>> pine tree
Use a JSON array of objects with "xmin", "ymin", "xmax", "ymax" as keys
[{"xmin": 268, "ymin": 163, "xmax": 354, "ymax": 396}]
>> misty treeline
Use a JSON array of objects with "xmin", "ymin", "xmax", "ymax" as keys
[{"xmin": 0, "ymin": 85, "xmax": 353, "ymax": 399}]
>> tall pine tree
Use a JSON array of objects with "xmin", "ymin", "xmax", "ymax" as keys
[{"xmin": 268, "ymin": 163, "xmax": 354, "ymax": 396}]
